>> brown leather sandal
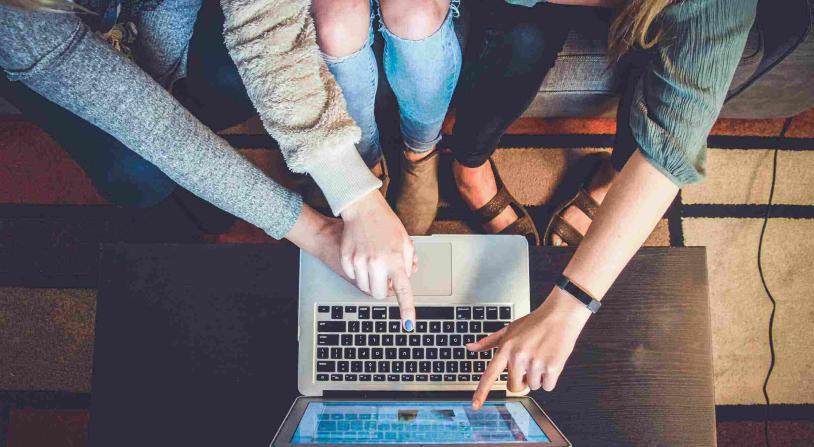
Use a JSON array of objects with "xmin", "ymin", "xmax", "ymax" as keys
[
  {"xmin": 469, "ymin": 158, "xmax": 541, "ymax": 246},
  {"xmin": 543, "ymin": 152, "xmax": 609, "ymax": 246}
]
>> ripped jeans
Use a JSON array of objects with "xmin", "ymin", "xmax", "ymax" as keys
[{"xmin": 322, "ymin": 0, "xmax": 462, "ymax": 167}]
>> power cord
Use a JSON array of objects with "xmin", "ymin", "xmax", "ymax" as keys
[{"xmin": 757, "ymin": 117, "xmax": 792, "ymax": 447}]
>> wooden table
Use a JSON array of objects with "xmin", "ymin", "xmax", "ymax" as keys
[{"xmin": 89, "ymin": 244, "xmax": 714, "ymax": 446}]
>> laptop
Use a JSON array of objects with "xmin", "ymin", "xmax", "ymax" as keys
[{"xmin": 271, "ymin": 235, "xmax": 571, "ymax": 446}]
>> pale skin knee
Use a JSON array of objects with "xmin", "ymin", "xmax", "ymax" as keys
[
  {"xmin": 380, "ymin": 0, "xmax": 449, "ymax": 40},
  {"xmin": 312, "ymin": 0, "xmax": 371, "ymax": 58}
]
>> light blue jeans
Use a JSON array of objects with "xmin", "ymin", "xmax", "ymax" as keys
[{"xmin": 323, "ymin": 1, "xmax": 462, "ymax": 167}]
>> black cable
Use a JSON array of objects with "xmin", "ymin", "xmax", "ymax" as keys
[
  {"xmin": 757, "ymin": 147, "xmax": 778, "ymax": 447},
  {"xmin": 758, "ymin": 117, "xmax": 792, "ymax": 447}
]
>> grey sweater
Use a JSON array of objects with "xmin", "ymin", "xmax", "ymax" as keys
[{"xmin": 0, "ymin": 1, "xmax": 381, "ymax": 239}]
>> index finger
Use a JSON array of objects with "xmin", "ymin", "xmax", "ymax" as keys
[
  {"xmin": 390, "ymin": 268, "xmax": 416, "ymax": 332},
  {"xmin": 472, "ymin": 351, "xmax": 508, "ymax": 410}
]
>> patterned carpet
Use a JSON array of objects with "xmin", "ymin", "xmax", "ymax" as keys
[{"xmin": 1, "ymin": 110, "xmax": 813, "ymax": 446}]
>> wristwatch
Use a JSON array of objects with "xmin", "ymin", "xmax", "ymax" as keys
[{"xmin": 555, "ymin": 275, "xmax": 602, "ymax": 314}]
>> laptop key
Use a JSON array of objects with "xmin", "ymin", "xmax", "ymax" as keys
[
  {"xmin": 317, "ymin": 374, "xmax": 329, "ymax": 381},
  {"xmin": 385, "ymin": 348, "xmax": 397, "ymax": 359},
  {"xmin": 453, "ymin": 348, "xmax": 465, "ymax": 359},
  {"xmin": 432, "ymin": 361, "xmax": 444, "ymax": 373},
  {"xmin": 460, "ymin": 361, "xmax": 471, "ymax": 372},
  {"xmin": 375, "ymin": 321, "xmax": 387, "ymax": 333},
  {"xmin": 406, "ymin": 362, "xmax": 417, "ymax": 373},
  {"xmin": 368, "ymin": 335, "xmax": 380, "ymax": 346},
  {"xmin": 426, "ymin": 348, "xmax": 438, "ymax": 359},
  {"xmin": 372, "ymin": 348, "xmax": 383, "ymax": 359},
  {"xmin": 447, "ymin": 362, "xmax": 458, "ymax": 373},
  {"xmin": 412, "ymin": 348, "xmax": 424, "ymax": 359},
  {"xmin": 388, "ymin": 321, "xmax": 400, "ymax": 332},
  {"xmin": 450, "ymin": 335, "xmax": 462, "ymax": 346},
  {"xmin": 500, "ymin": 306, "xmax": 512, "ymax": 320},
  {"xmin": 430, "ymin": 374, "xmax": 443, "ymax": 382},
  {"xmin": 359, "ymin": 374, "xmax": 371, "ymax": 381},
  {"xmin": 416, "ymin": 321, "xmax": 428, "ymax": 333},
  {"xmin": 358, "ymin": 348, "xmax": 370, "ymax": 359},
  {"xmin": 463, "ymin": 334, "xmax": 475, "ymax": 345},
  {"xmin": 378, "ymin": 361, "xmax": 390, "ymax": 373},
  {"xmin": 331, "ymin": 306, "xmax": 343, "ymax": 319},
  {"xmin": 348, "ymin": 321, "xmax": 360, "ymax": 333},
  {"xmin": 480, "ymin": 350, "xmax": 492, "ymax": 359},
  {"xmin": 372, "ymin": 307, "xmax": 387, "ymax": 319},
  {"xmin": 422, "ymin": 335, "xmax": 434, "ymax": 346},
  {"xmin": 330, "ymin": 348, "xmax": 342, "ymax": 359},
  {"xmin": 362, "ymin": 321, "xmax": 374, "ymax": 333},
  {"xmin": 373, "ymin": 374, "xmax": 386, "ymax": 382},
  {"xmin": 419, "ymin": 361, "xmax": 431, "ymax": 373},
  {"xmin": 429, "ymin": 322, "xmax": 441, "ymax": 333},
  {"xmin": 382, "ymin": 335, "xmax": 394, "ymax": 346},
  {"xmin": 467, "ymin": 350, "xmax": 478, "ymax": 359},
  {"xmin": 317, "ymin": 348, "xmax": 329, "ymax": 359},
  {"xmin": 470, "ymin": 322, "xmax": 482, "ymax": 333},
  {"xmin": 316, "ymin": 361, "xmax": 335, "ymax": 372},
  {"xmin": 484, "ymin": 321, "xmax": 507, "ymax": 333},
  {"xmin": 440, "ymin": 348, "xmax": 452, "ymax": 360},
  {"xmin": 340, "ymin": 335, "xmax": 352, "ymax": 346},
  {"xmin": 443, "ymin": 321, "xmax": 455, "ymax": 333},
  {"xmin": 355, "ymin": 335, "xmax": 366, "ymax": 346},
  {"xmin": 402, "ymin": 375, "xmax": 414, "ymax": 382},
  {"xmin": 345, "ymin": 305, "xmax": 357, "ymax": 313},
  {"xmin": 471, "ymin": 374, "xmax": 481, "ymax": 381},
  {"xmin": 473, "ymin": 306, "xmax": 485, "ymax": 320},
  {"xmin": 444, "ymin": 374, "xmax": 457, "ymax": 381},
  {"xmin": 358, "ymin": 306, "xmax": 370, "ymax": 319},
  {"xmin": 351, "ymin": 361, "xmax": 363, "ymax": 372},
  {"xmin": 331, "ymin": 374, "xmax": 343, "ymax": 381},
  {"xmin": 318, "ymin": 334, "xmax": 338, "ymax": 346},
  {"xmin": 499, "ymin": 374, "xmax": 509, "ymax": 382},
  {"xmin": 393, "ymin": 362, "xmax": 404, "ymax": 373},
  {"xmin": 387, "ymin": 374, "xmax": 400, "ymax": 382},
  {"xmin": 396, "ymin": 335, "xmax": 407, "ymax": 346},
  {"xmin": 409, "ymin": 335, "xmax": 421, "ymax": 346},
  {"xmin": 416, "ymin": 374, "xmax": 429, "ymax": 382},
  {"xmin": 456, "ymin": 306, "xmax": 471, "ymax": 320},
  {"xmin": 473, "ymin": 361, "xmax": 485, "ymax": 373},
  {"xmin": 318, "ymin": 306, "xmax": 330, "ymax": 313},
  {"xmin": 338, "ymin": 361, "xmax": 349, "ymax": 372},
  {"xmin": 365, "ymin": 361, "xmax": 376, "ymax": 373},
  {"xmin": 398, "ymin": 348, "xmax": 410, "ymax": 359},
  {"xmin": 455, "ymin": 322, "xmax": 468, "ymax": 333},
  {"xmin": 388, "ymin": 306, "xmax": 400, "ymax": 320},
  {"xmin": 318, "ymin": 321, "xmax": 346, "ymax": 332},
  {"xmin": 458, "ymin": 374, "xmax": 471, "ymax": 382},
  {"xmin": 415, "ymin": 307, "xmax": 454, "ymax": 320},
  {"xmin": 345, "ymin": 374, "xmax": 358, "ymax": 381},
  {"xmin": 486, "ymin": 306, "xmax": 498, "ymax": 320},
  {"xmin": 437, "ymin": 335, "xmax": 448, "ymax": 346}
]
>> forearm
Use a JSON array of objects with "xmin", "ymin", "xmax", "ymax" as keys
[
  {"xmin": 1, "ymin": 8, "xmax": 303, "ymax": 239},
  {"xmin": 219, "ymin": 0, "xmax": 380, "ymax": 215},
  {"xmin": 563, "ymin": 150, "xmax": 679, "ymax": 300}
]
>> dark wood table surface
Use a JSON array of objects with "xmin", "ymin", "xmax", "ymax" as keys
[{"xmin": 89, "ymin": 243, "xmax": 714, "ymax": 446}]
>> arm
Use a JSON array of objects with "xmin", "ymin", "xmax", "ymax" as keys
[
  {"xmin": 469, "ymin": 0, "xmax": 758, "ymax": 407},
  {"xmin": 218, "ymin": 0, "xmax": 417, "ymax": 325}
]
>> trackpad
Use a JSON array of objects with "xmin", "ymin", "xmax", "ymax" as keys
[{"xmin": 410, "ymin": 242, "xmax": 452, "ymax": 296}]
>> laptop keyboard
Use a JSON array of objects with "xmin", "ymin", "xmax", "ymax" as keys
[{"xmin": 314, "ymin": 305, "xmax": 511, "ymax": 384}]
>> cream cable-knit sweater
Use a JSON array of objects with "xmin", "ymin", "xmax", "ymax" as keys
[{"xmin": 220, "ymin": 0, "xmax": 381, "ymax": 214}]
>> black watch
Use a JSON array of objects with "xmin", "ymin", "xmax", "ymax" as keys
[{"xmin": 555, "ymin": 275, "xmax": 601, "ymax": 314}]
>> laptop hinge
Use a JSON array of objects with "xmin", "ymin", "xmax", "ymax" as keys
[{"xmin": 322, "ymin": 390, "xmax": 506, "ymax": 400}]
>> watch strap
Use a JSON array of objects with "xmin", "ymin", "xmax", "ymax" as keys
[{"xmin": 556, "ymin": 275, "xmax": 601, "ymax": 314}]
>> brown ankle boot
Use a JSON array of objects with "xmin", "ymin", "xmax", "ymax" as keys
[{"xmin": 395, "ymin": 150, "xmax": 440, "ymax": 235}]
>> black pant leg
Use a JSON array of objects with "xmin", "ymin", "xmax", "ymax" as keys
[{"xmin": 451, "ymin": 1, "xmax": 573, "ymax": 168}]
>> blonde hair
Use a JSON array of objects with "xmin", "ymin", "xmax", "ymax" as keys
[
  {"xmin": 608, "ymin": 0, "xmax": 674, "ymax": 61},
  {"xmin": 2, "ymin": 0, "xmax": 89, "ymax": 13}
]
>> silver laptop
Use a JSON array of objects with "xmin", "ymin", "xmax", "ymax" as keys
[{"xmin": 271, "ymin": 235, "xmax": 570, "ymax": 446}]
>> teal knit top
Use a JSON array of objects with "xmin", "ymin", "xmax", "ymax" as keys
[{"xmin": 507, "ymin": 0, "xmax": 758, "ymax": 185}]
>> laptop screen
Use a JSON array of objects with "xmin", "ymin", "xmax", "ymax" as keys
[{"xmin": 290, "ymin": 401, "xmax": 551, "ymax": 444}]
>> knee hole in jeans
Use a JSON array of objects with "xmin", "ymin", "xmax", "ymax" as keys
[{"xmin": 379, "ymin": 0, "xmax": 449, "ymax": 40}]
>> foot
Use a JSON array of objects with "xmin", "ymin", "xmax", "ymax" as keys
[
  {"xmin": 394, "ymin": 148, "xmax": 440, "ymax": 235},
  {"xmin": 551, "ymin": 159, "xmax": 617, "ymax": 246},
  {"xmin": 453, "ymin": 159, "xmax": 518, "ymax": 233}
]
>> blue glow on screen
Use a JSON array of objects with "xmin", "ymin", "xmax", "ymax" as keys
[{"xmin": 291, "ymin": 401, "xmax": 550, "ymax": 444}]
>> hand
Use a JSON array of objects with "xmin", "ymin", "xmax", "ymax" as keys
[
  {"xmin": 285, "ymin": 204, "xmax": 351, "ymax": 281},
  {"xmin": 340, "ymin": 191, "xmax": 418, "ymax": 330},
  {"xmin": 467, "ymin": 287, "xmax": 592, "ymax": 409}
]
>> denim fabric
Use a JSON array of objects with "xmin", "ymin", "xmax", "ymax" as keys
[{"xmin": 324, "ymin": 1, "xmax": 462, "ymax": 164}]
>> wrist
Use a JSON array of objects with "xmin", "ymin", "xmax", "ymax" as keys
[
  {"xmin": 340, "ymin": 190, "xmax": 383, "ymax": 221},
  {"xmin": 285, "ymin": 204, "xmax": 334, "ymax": 253},
  {"xmin": 545, "ymin": 286, "xmax": 593, "ymax": 322}
]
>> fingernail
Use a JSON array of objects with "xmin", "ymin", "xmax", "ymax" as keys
[
  {"xmin": 553, "ymin": 239, "xmax": 562, "ymax": 247},
  {"xmin": 404, "ymin": 319, "xmax": 414, "ymax": 332}
]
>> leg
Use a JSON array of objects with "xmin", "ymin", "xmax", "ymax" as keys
[
  {"xmin": 451, "ymin": 0, "xmax": 572, "ymax": 232},
  {"xmin": 312, "ymin": 0, "xmax": 383, "ymax": 170},
  {"xmin": 378, "ymin": 0, "xmax": 461, "ymax": 234},
  {"xmin": 379, "ymin": 0, "xmax": 460, "ymax": 155}
]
